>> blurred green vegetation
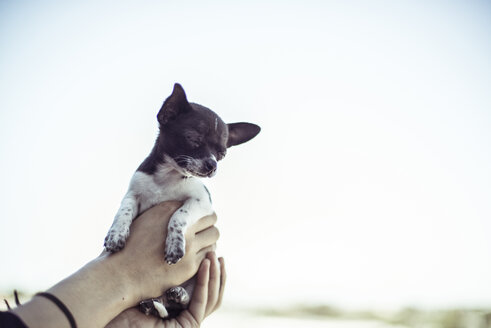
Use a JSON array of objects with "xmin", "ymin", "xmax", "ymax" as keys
[{"xmin": 256, "ymin": 305, "xmax": 491, "ymax": 328}]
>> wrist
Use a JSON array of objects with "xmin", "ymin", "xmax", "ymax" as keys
[
  {"xmin": 97, "ymin": 249, "xmax": 164, "ymax": 306},
  {"xmin": 91, "ymin": 251, "xmax": 139, "ymax": 305},
  {"xmin": 45, "ymin": 253, "xmax": 135, "ymax": 328}
]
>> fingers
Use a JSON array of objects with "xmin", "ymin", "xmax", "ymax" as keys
[
  {"xmin": 214, "ymin": 257, "xmax": 226, "ymax": 312},
  {"xmin": 179, "ymin": 254, "xmax": 226, "ymax": 326},
  {"xmin": 192, "ymin": 226, "xmax": 220, "ymax": 253},
  {"xmin": 188, "ymin": 258, "xmax": 210, "ymax": 323},
  {"xmin": 189, "ymin": 213, "xmax": 217, "ymax": 234},
  {"xmin": 205, "ymin": 253, "xmax": 220, "ymax": 317},
  {"xmin": 192, "ymin": 244, "xmax": 217, "ymax": 272},
  {"xmin": 186, "ymin": 253, "xmax": 227, "ymax": 325},
  {"xmin": 196, "ymin": 244, "xmax": 217, "ymax": 257}
]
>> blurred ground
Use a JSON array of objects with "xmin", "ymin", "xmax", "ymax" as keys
[
  {"xmin": 204, "ymin": 306, "xmax": 491, "ymax": 328},
  {"xmin": 3, "ymin": 291, "xmax": 490, "ymax": 328},
  {"xmin": 203, "ymin": 308, "xmax": 402, "ymax": 328}
]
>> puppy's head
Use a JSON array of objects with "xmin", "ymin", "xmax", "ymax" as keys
[{"xmin": 156, "ymin": 83, "xmax": 260, "ymax": 178}]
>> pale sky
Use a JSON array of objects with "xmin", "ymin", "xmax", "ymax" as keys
[{"xmin": 1, "ymin": 0, "xmax": 490, "ymax": 310}]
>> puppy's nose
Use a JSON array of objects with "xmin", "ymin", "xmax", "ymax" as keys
[{"xmin": 204, "ymin": 158, "xmax": 217, "ymax": 174}]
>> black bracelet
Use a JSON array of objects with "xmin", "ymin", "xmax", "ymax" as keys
[{"xmin": 35, "ymin": 292, "xmax": 77, "ymax": 328}]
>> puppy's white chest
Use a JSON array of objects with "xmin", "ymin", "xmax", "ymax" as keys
[
  {"xmin": 129, "ymin": 167, "xmax": 205, "ymax": 213},
  {"xmin": 104, "ymin": 163, "xmax": 213, "ymax": 254}
]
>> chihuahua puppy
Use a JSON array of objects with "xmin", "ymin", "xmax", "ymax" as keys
[{"xmin": 103, "ymin": 83, "xmax": 260, "ymax": 318}]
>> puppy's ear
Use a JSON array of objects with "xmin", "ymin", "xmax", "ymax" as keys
[
  {"xmin": 157, "ymin": 83, "xmax": 192, "ymax": 124},
  {"xmin": 227, "ymin": 123, "xmax": 261, "ymax": 147}
]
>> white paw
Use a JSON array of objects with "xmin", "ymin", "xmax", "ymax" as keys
[
  {"xmin": 153, "ymin": 300, "xmax": 169, "ymax": 318},
  {"xmin": 165, "ymin": 233, "xmax": 185, "ymax": 264},
  {"xmin": 104, "ymin": 226, "xmax": 129, "ymax": 252}
]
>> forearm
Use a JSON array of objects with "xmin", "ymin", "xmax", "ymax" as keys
[
  {"xmin": 13, "ymin": 253, "xmax": 135, "ymax": 328},
  {"xmin": 10, "ymin": 202, "xmax": 218, "ymax": 328}
]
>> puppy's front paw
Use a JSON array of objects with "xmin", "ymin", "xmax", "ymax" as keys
[
  {"xmin": 165, "ymin": 235, "xmax": 185, "ymax": 264},
  {"xmin": 104, "ymin": 227, "xmax": 129, "ymax": 252}
]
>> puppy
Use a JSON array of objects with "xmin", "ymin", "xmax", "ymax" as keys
[{"xmin": 104, "ymin": 83, "xmax": 260, "ymax": 317}]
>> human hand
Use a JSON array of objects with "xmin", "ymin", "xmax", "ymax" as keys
[
  {"xmin": 107, "ymin": 201, "xmax": 220, "ymax": 304},
  {"xmin": 10, "ymin": 202, "xmax": 220, "ymax": 328},
  {"xmin": 105, "ymin": 252, "xmax": 226, "ymax": 328}
]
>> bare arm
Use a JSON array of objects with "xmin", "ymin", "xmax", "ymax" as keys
[{"xmin": 12, "ymin": 201, "xmax": 220, "ymax": 328}]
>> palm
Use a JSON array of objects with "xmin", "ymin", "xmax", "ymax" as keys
[
  {"xmin": 106, "ymin": 255, "xmax": 225, "ymax": 328},
  {"xmin": 105, "ymin": 307, "xmax": 200, "ymax": 328}
]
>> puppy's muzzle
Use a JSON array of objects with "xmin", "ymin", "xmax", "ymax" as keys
[{"xmin": 203, "ymin": 158, "xmax": 217, "ymax": 177}]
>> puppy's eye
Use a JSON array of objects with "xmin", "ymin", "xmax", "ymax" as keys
[
  {"xmin": 184, "ymin": 130, "xmax": 203, "ymax": 149},
  {"xmin": 187, "ymin": 138, "xmax": 201, "ymax": 149}
]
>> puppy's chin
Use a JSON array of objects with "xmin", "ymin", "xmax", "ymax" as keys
[
  {"xmin": 163, "ymin": 155, "xmax": 191, "ymax": 176},
  {"xmin": 187, "ymin": 170, "xmax": 216, "ymax": 178},
  {"xmin": 163, "ymin": 155, "xmax": 216, "ymax": 178},
  {"xmin": 174, "ymin": 165, "xmax": 210, "ymax": 178}
]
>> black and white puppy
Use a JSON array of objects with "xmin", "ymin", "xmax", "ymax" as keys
[{"xmin": 104, "ymin": 83, "xmax": 260, "ymax": 317}]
